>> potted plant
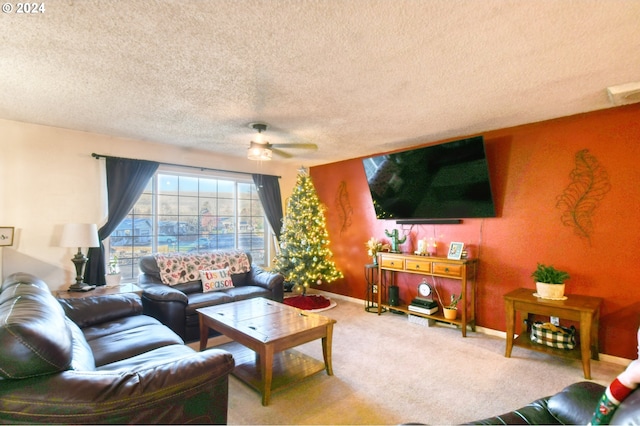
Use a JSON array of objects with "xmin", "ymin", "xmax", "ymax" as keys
[
  {"xmin": 443, "ymin": 293, "xmax": 462, "ymax": 320},
  {"xmin": 531, "ymin": 263, "xmax": 570, "ymax": 299},
  {"xmin": 365, "ymin": 237, "xmax": 390, "ymax": 265},
  {"xmin": 105, "ymin": 255, "xmax": 121, "ymax": 287}
]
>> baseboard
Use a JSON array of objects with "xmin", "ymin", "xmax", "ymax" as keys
[{"xmin": 312, "ymin": 289, "xmax": 632, "ymax": 366}]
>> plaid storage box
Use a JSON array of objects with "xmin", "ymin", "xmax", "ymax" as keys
[{"xmin": 529, "ymin": 321, "xmax": 576, "ymax": 350}]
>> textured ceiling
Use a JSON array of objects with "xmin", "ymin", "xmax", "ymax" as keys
[{"xmin": 1, "ymin": 1, "xmax": 639, "ymax": 165}]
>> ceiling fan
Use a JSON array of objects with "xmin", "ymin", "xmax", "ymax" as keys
[{"xmin": 247, "ymin": 123, "xmax": 318, "ymax": 160}]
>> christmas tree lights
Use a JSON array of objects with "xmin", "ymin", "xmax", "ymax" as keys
[{"xmin": 274, "ymin": 168, "xmax": 343, "ymax": 294}]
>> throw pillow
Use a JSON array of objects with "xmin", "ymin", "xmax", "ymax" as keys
[{"xmin": 200, "ymin": 268, "xmax": 234, "ymax": 293}]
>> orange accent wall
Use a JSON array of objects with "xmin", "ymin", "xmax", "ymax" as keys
[{"xmin": 310, "ymin": 104, "xmax": 640, "ymax": 359}]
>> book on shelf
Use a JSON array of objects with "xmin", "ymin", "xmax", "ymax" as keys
[
  {"xmin": 411, "ymin": 297, "xmax": 438, "ymax": 309},
  {"xmin": 408, "ymin": 304, "xmax": 439, "ymax": 315}
]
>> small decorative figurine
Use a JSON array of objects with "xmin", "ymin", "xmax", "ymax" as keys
[{"xmin": 384, "ymin": 229, "xmax": 406, "ymax": 253}]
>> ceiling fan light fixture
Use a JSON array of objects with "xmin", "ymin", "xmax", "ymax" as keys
[
  {"xmin": 247, "ymin": 122, "xmax": 272, "ymax": 160},
  {"xmin": 248, "ymin": 144, "xmax": 272, "ymax": 161}
]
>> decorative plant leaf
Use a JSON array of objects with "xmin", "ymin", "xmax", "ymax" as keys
[{"xmin": 556, "ymin": 149, "xmax": 611, "ymax": 241}]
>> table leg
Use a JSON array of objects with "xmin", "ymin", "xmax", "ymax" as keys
[
  {"xmin": 505, "ymin": 300, "xmax": 515, "ymax": 357},
  {"xmin": 322, "ymin": 322, "xmax": 334, "ymax": 376},
  {"xmin": 580, "ymin": 311, "xmax": 593, "ymax": 379},
  {"xmin": 260, "ymin": 345, "xmax": 274, "ymax": 406},
  {"xmin": 198, "ymin": 315, "xmax": 208, "ymax": 351},
  {"xmin": 591, "ymin": 309, "xmax": 600, "ymax": 361}
]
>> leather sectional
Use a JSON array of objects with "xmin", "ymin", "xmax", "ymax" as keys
[{"xmin": 0, "ymin": 272, "xmax": 234, "ymax": 424}]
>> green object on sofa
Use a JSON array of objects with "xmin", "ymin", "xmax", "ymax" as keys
[
  {"xmin": 138, "ymin": 250, "xmax": 284, "ymax": 342},
  {"xmin": 0, "ymin": 272, "xmax": 235, "ymax": 424}
]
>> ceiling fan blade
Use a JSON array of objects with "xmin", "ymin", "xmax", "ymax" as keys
[
  {"xmin": 271, "ymin": 143, "xmax": 318, "ymax": 150},
  {"xmin": 270, "ymin": 147, "xmax": 294, "ymax": 158}
]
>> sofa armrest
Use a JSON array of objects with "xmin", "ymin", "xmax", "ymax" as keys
[
  {"xmin": 465, "ymin": 397, "xmax": 559, "ymax": 425},
  {"xmin": 0, "ymin": 348, "xmax": 235, "ymax": 424},
  {"xmin": 547, "ymin": 381, "xmax": 604, "ymax": 425},
  {"xmin": 138, "ymin": 281, "xmax": 189, "ymax": 304},
  {"xmin": 248, "ymin": 265, "xmax": 285, "ymax": 302},
  {"xmin": 57, "ymin": 293, "xmax": 143, "ymax": 328},
  {"xmin": 138, "ymin": 282, "xmax": 189, "ymax": 338}
]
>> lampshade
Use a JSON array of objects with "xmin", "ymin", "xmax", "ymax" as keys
[
  {"xmin": 60, "ymin": 223, "xmax": 100, "ymax": 248},
  {"xmin": 247, "ymin": 144, "xmax": 273, "ymax": 161}
]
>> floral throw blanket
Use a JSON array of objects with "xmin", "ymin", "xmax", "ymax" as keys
[{"xmin": 154, "ymin": 250, "xmax": 251, "ymax": 286}]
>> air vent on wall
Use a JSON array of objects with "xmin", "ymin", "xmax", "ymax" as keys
[{"xmin": 607, "ymin": 82, "xmax": 640, "ymax": 106}]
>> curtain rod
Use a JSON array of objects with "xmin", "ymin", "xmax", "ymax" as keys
[{"xmin": 91, "ymin": 153, "xmax": 281, "ymax": 178}]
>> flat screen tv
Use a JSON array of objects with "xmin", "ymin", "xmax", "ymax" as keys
[{"xmin": 362, "ymin": 136, "xmax": 496, "ymax": 222}]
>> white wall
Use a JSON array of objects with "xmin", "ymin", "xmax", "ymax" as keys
[{"xmin": 0, "ymin": 119, "xmax": 297, "ymax": 291}]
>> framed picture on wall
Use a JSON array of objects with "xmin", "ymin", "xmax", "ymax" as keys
[
  {"xmin": 0, "ymin": 227, "xmax": 15, "ymax": 246},
  {"xmin": 447, "ymin": 242, "xmax": 464, "ymax": 260}
]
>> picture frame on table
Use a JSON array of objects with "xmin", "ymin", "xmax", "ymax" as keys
[
  {"xmin": 447, "ymin": 242, "xmax": 464, "ymax": 260},
  {"xmin": 0, "ymin": 227, "xmax": 15, "ymax": 246}
]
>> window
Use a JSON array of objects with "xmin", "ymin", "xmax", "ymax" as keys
[{"xmin": 109, "ymin": 168, "xmax": 267, "ymax": 281}]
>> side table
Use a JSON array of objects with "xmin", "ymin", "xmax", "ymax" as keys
[
  {"xmin": 364, "ymin": 264, "xmax": 385, "ymax": 313},
  {"xmin": 503, "ymin": 287, "xmax": 602, "ymax": 379},
  {"xmin": 56, "ymin": 282, "xmax": 142, "ymax": 299}
]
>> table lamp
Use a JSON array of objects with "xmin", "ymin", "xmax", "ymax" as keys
[{"xmin": 60, "ymin": 223, "xmax": 100, "ymax": 292}]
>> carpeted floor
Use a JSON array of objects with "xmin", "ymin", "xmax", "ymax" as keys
[{"xmin": 198, "ymin": 295, "xmax": 625, "ymax": 425}]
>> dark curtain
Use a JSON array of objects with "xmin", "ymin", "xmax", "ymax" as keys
[
  {"xmin": 252, "ymin": 174, "xmax": 283, "ymax": 240},
  {"xmin": 85, "ymin": 158, "xmax": 159, "ymax": 285}
]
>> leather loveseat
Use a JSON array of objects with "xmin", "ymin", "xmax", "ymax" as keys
[
  {"xmin": 0, "ymin": 272, "xmax": 235, "ymax": 424},
  {"xmin": 138, "ymin": 250, "xmax": 284, "ymax": 342},
  {"xmin": 466, "ymin": 380, "xmax": 640, "ymax": 424}
]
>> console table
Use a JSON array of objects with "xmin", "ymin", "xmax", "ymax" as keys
[
  {"xmin": 376, "ymin": 253, "xmax": 477, "ymax": 337},
  {"xmin": 503, "ymin": 288, "xmax": 602, "ymax": 379}
]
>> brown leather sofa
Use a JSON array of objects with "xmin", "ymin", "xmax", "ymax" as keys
[
  {"xmin": 466, "ymin": 380, "xmax": 640, "ymax": 424},
  {"xmin": 0, "ymin": 272, "xmax": 235, "ymax": 424},
  {"xmin": 138, "ymin": 250, "xmax": 284, "ymax": 342}
]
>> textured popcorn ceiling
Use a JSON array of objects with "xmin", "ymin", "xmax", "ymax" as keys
[{"xmin": 1, "ymin": 1, "xmax": 639, "ymax": 165}]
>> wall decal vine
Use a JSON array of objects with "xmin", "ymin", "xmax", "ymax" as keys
[
  {"xmin": 335, "ymin": 181, "xmax": 353, "ymax": 234},
  {"xmin": 556, "ymin": 149, "xmax": 611, "ymax": 242}
]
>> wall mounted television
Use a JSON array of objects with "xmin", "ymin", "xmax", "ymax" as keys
[{"xmin": 362, "ymin": 136, "xmax": 496, "ymax": 223}]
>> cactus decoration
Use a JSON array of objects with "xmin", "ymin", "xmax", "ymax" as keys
[{"xmin": 384, "ymin": 229, "xmax": 406, "ymax": 253}]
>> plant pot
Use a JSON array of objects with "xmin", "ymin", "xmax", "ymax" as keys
[
  {"xmin": 105, "ymin": 273, "xmax": 121, "ymax": 287},
  {"xmin": 535, "ymin": 282, "xmax": 565, "ymax": 300},
  {"xmin": 443, "ymin": 307, "xmax": 457, "ymax": 320}
]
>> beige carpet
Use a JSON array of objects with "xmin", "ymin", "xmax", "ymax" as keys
[{"xmin": 197, "ymin": 297, "xmax": 625, "ymax": 425}]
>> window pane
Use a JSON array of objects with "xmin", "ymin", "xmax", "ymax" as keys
[
  {"xmin": 238, "ymin": 182, "xmax": 252, "ymax": 199},
  {"xmin": 200, "ymin": 178, "xmax": 218, "ymax": 197},
  {"xmin": 178, "ymin": 196, "xmax": 198, "ymax": 215},
  {"xmin": 132, "ymin": 194, "xmax": 152, "ymax": 215},
  {"xmin": 159, "ymin": 195, "xmax": 179, "ymax": 215},
  {"xmin": 218, "ymin": 180, "xmax": 234, "ymax": 196},
  {"xmin": 218, "ymin": 198, "xmax": 234, "ymax": 216},
  {"xmin": 178, "ymin": 176, "xmax": 198, "ymax": 195},
  {"xmin": 158, "ymin": 175, "xmax": 178, "ymax": 194}
]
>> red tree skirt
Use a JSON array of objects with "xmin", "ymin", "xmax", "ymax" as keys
[{"xmin": 284, "ymin": 294, "xmax": 331, "ymax": 310}]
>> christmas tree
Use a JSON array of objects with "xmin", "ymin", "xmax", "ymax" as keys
[{"xmin": 275, "ymin": 168, "xmax": 343, "ymax": 294}]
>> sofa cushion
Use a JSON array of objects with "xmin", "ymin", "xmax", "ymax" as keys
[
  {"xmin": 0, "ymin": 273, "xmax": 72, "ymax": 379},
  {"xmin": 201, "ymin": 268, "xmax": 234, "ymax": 292},
  {"xmin": 185, "ymin": 291, "xmax": 234, "ymax": 317},
  {"xmin": 84, "ymin": 318, "xmax": 184, "ymax": 367},
  {"xmin": 58, "ymin": 293, "xmax": 143, "ymax": 328},
  {"xmin": 97, "ymin": 344, "xmax": 196, "ymax": 372}
]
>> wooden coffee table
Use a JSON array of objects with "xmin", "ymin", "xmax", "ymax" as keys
[{"xmin": 197, "ymin": 297, "xmax": 336, "ymax": 406}]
